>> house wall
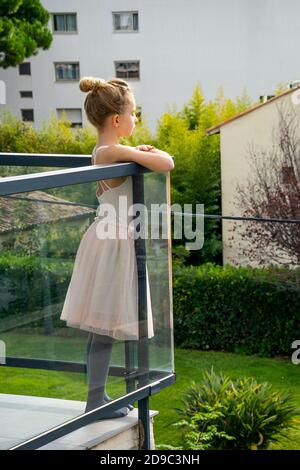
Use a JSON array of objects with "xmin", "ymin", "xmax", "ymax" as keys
[{"xmin": 221, "ymin": 90, "xmax": 300, "ymax": 267}]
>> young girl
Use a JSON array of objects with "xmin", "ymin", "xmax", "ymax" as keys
[{"xmin": 60, "ymin": 76, "xmax": 174, "ymax": 420}]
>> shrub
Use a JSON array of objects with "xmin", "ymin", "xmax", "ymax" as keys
[
  {"xmin": 159, "ymin": 368, "xmax": 300, "ymax": 450},
  {"xmin": 173, "ymin": 263, "xmax": 300, "ymax": 356},
  {"xmin": 0, "ymin": 252, "xmax": 73, "ymax": 332}
]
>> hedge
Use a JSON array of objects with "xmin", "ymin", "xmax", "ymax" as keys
[
  {"xmin": 1, "ymin": 254, "xmax": 300, "ymax": 356},
  {"xmin": 0, "ymin": 253, "xmax": 72, "ymax": 332},
  {"xmin": 173, "ymin": 262, "xmax": 300, "ymax": 357}
]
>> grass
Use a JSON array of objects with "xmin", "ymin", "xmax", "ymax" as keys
[{"xmin": 1, "ymin": 331, "xmax": 300, "ymax": 449}]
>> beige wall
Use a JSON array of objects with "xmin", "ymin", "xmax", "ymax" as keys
[{"xmin": 221, "ymin": 91, "xmax": 300, "ymax": 267}]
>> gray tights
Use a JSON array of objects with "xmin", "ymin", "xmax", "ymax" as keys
[{"xmin": 85, "ymin": 332, "xmax": 130, "ymax": 419}]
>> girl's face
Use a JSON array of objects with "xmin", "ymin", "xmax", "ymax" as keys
[{"xmin": 118, "ymin": 98, "xmax": 138, "ymax": 136}]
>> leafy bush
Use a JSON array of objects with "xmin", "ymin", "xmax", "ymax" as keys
[
  {"xmin": 0, "ymin": 109, "xmax": 96, "ymax": 158},
  {"xmin": 159, "ymin": 368, "xmax": 300, "ymax": 450},
  {"xmin": 0, "ymin": 252, "xmax": 73, "ymax": 332},
  {"xmin": 173, "ymin": 262, "xmax": 300, "ymax": 356}
]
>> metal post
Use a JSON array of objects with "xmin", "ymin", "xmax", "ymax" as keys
[
  {"xmin": 124, "ymin": 339, "xmax": 137, "ymax": 394},
  {"xmin": 132, "ymin": 173, "xmax": 151, "ymax": 449},
  {"xmin": 138, "ymin": 396, "xmax": 151, "ymax": 450}
]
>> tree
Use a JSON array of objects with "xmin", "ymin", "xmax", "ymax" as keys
[
  {"xmin": 180, "ymin": 82, "xmax": 206, "ymax": 130},
  {"xmin": 228, "ymin": 101, "xmax": 300, "ymax": 267},
  {"xmin": 274, "ymin": 81, "xmax": 289, "ymax": 96},
  {"xmin": 0, "ymin": 0, "xmax": 52, "ymax": 69},
  {"xmin": 157, "ymin": 86, "xmax": 222, "ymax": 266},
  {"xmin": 235, "ymin": 86, "xmax": 253, "ymax": 113},
  {"xmin": 155, "ymin": 83, "xmax": 257, "ymax": 267}
]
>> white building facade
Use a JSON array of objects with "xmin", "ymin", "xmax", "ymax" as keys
[{"xmin": 1, "ymin": 0, "xmax": 300, "ymax": 134}]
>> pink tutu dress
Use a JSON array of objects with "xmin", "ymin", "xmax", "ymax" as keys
[{"xmin": 60, "ymin": 145, "xmax": 154, "ymax": 341}]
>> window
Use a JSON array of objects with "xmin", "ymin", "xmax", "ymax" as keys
[
  {"xmin": 54, "ymin": 62, "xmax": 80, "ymax": 81},
  {"xmin": 19, "ymin": 63, "xmax": 31, "ymax": 75},
  {"xmin": 20, "ymin": 91, "xmax": 33, "ymax": 98},
  {"xmin": 113, "ymin": 12, "xmax": 138, "ymax": 32},
  {"xmin": 21, "ymin": 109, "xmax": 34, "ymax": 122},
  {"xmin": 57, "ymin": 108, "xmax": 82, "ymax": 128},
  {"xmin": 115, "ymin": 61, "xmax": 140, "ymax": 79},
  {"xmin": 52, "ymin": 13, "xmax": 77, "ymax": 32}
]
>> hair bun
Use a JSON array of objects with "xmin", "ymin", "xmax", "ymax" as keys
[{"xmin": 79, "ymin": 77, "xmax": 106, "ymax": 93}]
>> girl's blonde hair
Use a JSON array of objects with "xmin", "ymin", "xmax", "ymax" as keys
[{"xmin": 79, "ymin": 76, "xmax": 134, "ymax": 130}]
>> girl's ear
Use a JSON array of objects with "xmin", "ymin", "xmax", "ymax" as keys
[{"xmin": 112, "ymin": 113, "xmax": 120, "ymax": 127}]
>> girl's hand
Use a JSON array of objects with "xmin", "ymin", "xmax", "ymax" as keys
[
  {"xmin": 135, "ymin": 144, "xmax": 155, "ymax": 152},
  {"xmin": 135, "ymin": 144, "xmax": 173, "ymax": 160}
]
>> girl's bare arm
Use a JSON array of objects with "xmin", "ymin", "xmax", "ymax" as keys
[{"xmin": 94, "ymin": 145, "xmax": 175, "ymax": 173}]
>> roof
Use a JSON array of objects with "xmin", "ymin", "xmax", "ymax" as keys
[
  {"xmin": 205, "ymin": 84, "xmax": 300, "ymax": 136},
  {"xmin": 0, "ymin": 189, "xmax": 94, "ymax": 234}
]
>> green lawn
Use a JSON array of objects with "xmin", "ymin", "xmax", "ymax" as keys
[
  {"xmin": 1, "ymin": 332, "xmax": 300, "ymax": 450},
  {"xmin": 151, "ymin": 348, "xmax": 300, "ymax": 450}
]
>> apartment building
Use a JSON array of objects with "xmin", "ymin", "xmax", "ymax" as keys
[{"xmin": 1, "ymin": 0, "xmax": 300, "ymax": 134}]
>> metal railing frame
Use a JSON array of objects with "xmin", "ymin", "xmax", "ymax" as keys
[{"xmin": 0, "ymin": 152, "xmax": 176, "ymax": 450}]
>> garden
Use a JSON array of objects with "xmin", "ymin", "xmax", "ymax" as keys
[{"xmin": 1, "ymin": 84, "xmax": 300, "ymax": 450}]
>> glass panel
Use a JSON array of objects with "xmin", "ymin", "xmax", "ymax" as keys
[
  {"xmin": 55, "ymin": 64, "xmax": 79, "ymax": 81},
  {"xmin": 20, "ymin": 91, "xmax": 33, "ymax": 98},
  {"xmin": 57, "ymin": 109, "xmax": 82, "ymax": 122},
  {"xmin": 115, "ymin": 62, "xmax": 139, "ymax": 79},
  {"xmin": 54, "ymin": 14, "xmax": 65, "ymax": 31},
  {"xmin": 133, "ymin": 13, "xmax": 138, "ymax": 30},
  {"xmin": 114, "ymin": 13, "xmax": 137, "ymax": 31},
  {"xmin": 0, "ymin": 163, "xmax": 64, "ymax": 180},
  {"xmin": 128, "ymin": 62, "xmax": 139, "ymax": 78},
  {"xmin": 21, "ymin": 109, "xmax": 34, "ymax": 122},
  {"xmin": 66, "ymin": 14, "xmax": 77, "ymax": 31},
  {"xmin": 0, "ymin": 169, "xmax": 173, "ymax": 448},
  {"xmin": 120, "ymin": 13, "xmax": 133, "ymax": 30},
  {"xmin": 142, "ymin": 172, "xmax": 174, "ymax": 374},
  {"xmin": 55, "ymin": 64, "xmax": 64, "ymax": 80},
  {"xmin": 115, "ymin": 62, "xmax": 127, "ymax": 78},
  {"xmin": 71, "ymin": 64, "xmax": 79, "ymax": 80},
  {"xmin": 113, "ymin": 13, "xmax": 121, "ymax": 30},
  {"xmin": 19, "ymin": 63, "xmax": 31, "ymax": 75}
]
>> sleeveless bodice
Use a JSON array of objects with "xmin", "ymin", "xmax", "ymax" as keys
[{"xmin": 92, "ymin": 146, "xmax": 134, "ymax": 230}]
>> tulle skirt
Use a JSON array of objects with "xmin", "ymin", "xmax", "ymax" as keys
[{"xmin": 60, "ymin": 218, "xmax": 154, "ymax": 341}]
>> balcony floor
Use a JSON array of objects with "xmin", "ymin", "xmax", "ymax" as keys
[{"xmin": 0, "ymin": 393, "xmax": 158, "ymax": 450}]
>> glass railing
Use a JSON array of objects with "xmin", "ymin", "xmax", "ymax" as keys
[{"xmin": 0, "ymin": 152, "xmax": 175, "ymax": 449}]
